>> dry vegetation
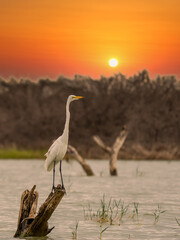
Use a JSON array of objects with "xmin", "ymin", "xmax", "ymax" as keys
[{"xmin": 0, "ymin": 70, "xmax": 179, "ymax": 160}]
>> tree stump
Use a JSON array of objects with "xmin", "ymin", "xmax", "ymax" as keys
[
  {"xmin": 14, "ymin": 184, "xmax": 65, "ymax": 238},
  {"xmin": 67, "ymin": 145, "xmax": 94, "ymax": 176},
  {"xmin": 93, "ymin": 127, "xmax": 128, "ymax": 176}
]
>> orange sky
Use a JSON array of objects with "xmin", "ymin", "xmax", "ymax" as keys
[{"xmin": 0, "ymin": 0, "xmax": 180, "ymax": 80}]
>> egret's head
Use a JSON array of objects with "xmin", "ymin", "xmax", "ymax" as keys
[{"xmin": 69, "ymin": 95, "xmax": 84, "ymax": 102}]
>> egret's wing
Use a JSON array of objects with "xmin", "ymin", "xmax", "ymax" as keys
[
  {"xmin": 44, "ymin": 139, "xmax": 59, "ymax": 171},
  {"xmin": 45, "ymin": 138, "xmax": 58, "ymax": 157}
]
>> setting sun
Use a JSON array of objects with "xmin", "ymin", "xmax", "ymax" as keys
[{"xmin": 109, "ymin": 58, "xmax": 118, "ymax": 68}]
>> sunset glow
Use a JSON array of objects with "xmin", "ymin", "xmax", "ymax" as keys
[{"xmin": 0, "ymin": 0, "xmax": 180, "ymax": 79}]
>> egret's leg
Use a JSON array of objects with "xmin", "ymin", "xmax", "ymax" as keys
[
  {"xmin": 59, "ymin": 160, "xmax": 65, "ymax": 190},
  {"xmin": 52, "ymin": 161, "xmax": 55, "ymax": 192}
]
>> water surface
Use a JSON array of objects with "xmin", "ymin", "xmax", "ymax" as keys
[{"xmin": 0, "ymin": 159, "xmax": 180, "ymax": 240}]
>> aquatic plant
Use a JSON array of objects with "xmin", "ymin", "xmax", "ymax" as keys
[
  {"xmin": 153, "ymin": 204, "xmax": 166, "ymax": 224},
  {"xmin": 83, "ymin": 195, "xmax": 129, "ymax": 225},
  {"xmin": 83, "ymin": 202, "xmax": 94, "ymax": 221},
  {"xmin": 99, "ymin": 224, "xmax": 109, "ymax": 240},
  {"xmin": 175, "ymin": 218, "xmax": 180, "ymax": 227},
  {"xmin": 136, "ymin": 167, "xmax": 144, "ymax": 177},
  {"xmin": 132, "ymin": 202, "xmax": 139, "ymax": 220},
  {"xmin": 119, "ymin": 201, "xmax": 129, "ymax": 222},
  {"xmin": 66, "ymin": 176, "xmax": 73, "ymax": 192},
  {"xmin": 71, "ymin": 221, "xmax": 79, "ymax": 239}
]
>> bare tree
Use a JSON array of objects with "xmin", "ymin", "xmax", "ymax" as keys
[{"xmin": 93, "ymin": 127, "xmax": 128, "ymax": 176}]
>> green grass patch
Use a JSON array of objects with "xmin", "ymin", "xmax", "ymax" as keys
[{"xmin": 0, "ymin": 148, "xmax": 46, "ymax": 159}]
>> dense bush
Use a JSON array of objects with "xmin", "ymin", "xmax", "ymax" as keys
[{"xmin": 0, "ymin": 70, "xmax": 179, "ymax": 159}]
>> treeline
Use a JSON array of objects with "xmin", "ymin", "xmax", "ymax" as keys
[{"xmin": 0, "ymin": 70, "xmax": 180, "ymax": 159}]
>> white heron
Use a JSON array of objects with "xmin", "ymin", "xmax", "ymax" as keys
[{"xmin": 44, "ymin": 95, "xmax": 83, "ymax": 192}]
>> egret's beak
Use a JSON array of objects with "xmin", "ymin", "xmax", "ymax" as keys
[{"xmin": 74, "ymin": 96, "xmax": 84, "ymax": 99}]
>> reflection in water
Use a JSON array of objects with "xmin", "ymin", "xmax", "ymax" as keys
[
  {"xmin": 0, "ymin": 160, "xmax": 180, "ymax": 240},
  {"xmin": 22, "ymin": 237, "xmax": 54, "ymax": 240}
]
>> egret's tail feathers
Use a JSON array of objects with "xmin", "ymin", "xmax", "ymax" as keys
[
  {"xmin": 44, "ymin": 159, "xmax": 54, "ymax": 172},
  {"xmin": 44, "ymin": 161, "xmax": 48, "ymax": 171},
  {"xmin": 44, "ymin": 152, "xmax": 48, "ymax": 157}
]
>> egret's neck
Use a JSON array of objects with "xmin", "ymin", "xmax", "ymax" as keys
[{"xmin": 62, "ymin": 99, "xmax": 71, "ymax": 143}]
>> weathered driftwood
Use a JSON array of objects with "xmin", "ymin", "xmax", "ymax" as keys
[
  {"xmin": 93, "ymin": 127, "xmax": 128, "ymax": 176},
  {"xmin": 67, "ymin": 145, "xmax": 94, "ymax": 176},
  {"xmin": 14, "ymin": 184, "xmax": 65, "ymax": 238}
]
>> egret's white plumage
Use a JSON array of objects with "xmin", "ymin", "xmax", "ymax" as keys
[
  {"xmin": 44, "ymin": 95, "xmax": 83, "ymax": 189},
  {"xmin": 44, "ymin": 136, "xmax": 68, "ymax": 171}
]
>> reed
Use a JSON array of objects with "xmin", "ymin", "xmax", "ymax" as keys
[{"xmin": 83, "ymin": 195, "xmax": 129, "ymax": 225}]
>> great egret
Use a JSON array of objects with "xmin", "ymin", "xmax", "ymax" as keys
[{"xmin": 44, "ymin": 95, "xmax": 83, "ymax": 192}]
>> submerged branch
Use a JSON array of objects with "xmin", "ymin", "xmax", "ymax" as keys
[{"xmin": 67, "ymin": 145, "xmax": 94, "ymax": 176}]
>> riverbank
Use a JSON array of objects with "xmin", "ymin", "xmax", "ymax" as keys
[
  {"xmin": 0, "ymin": 148, "xmax": 46, "ymax": 159},
  {"xmin": 0, "ymin": 144, "xmax": 179, "ymax": 160}
]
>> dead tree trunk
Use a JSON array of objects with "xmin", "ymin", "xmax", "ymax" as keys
[
  {"xmin": 67, "ymin": 145, "xmax": 94, "ymax": 176},
  {"xmin": 93, "ymin": 128, "xmax": 128, "ymax": 176},
  {"xmin": 14, "ymin": 184, "xmax": 65, "ymax": 238}
]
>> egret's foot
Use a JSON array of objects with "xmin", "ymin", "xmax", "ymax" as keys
[
  {"xmin": 62, "ymin": 185, "xmax": 66, "ymax": 194},
  {"xmin": 51, "ymin": 185, "xmax": 55, "ymax": 193}
]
